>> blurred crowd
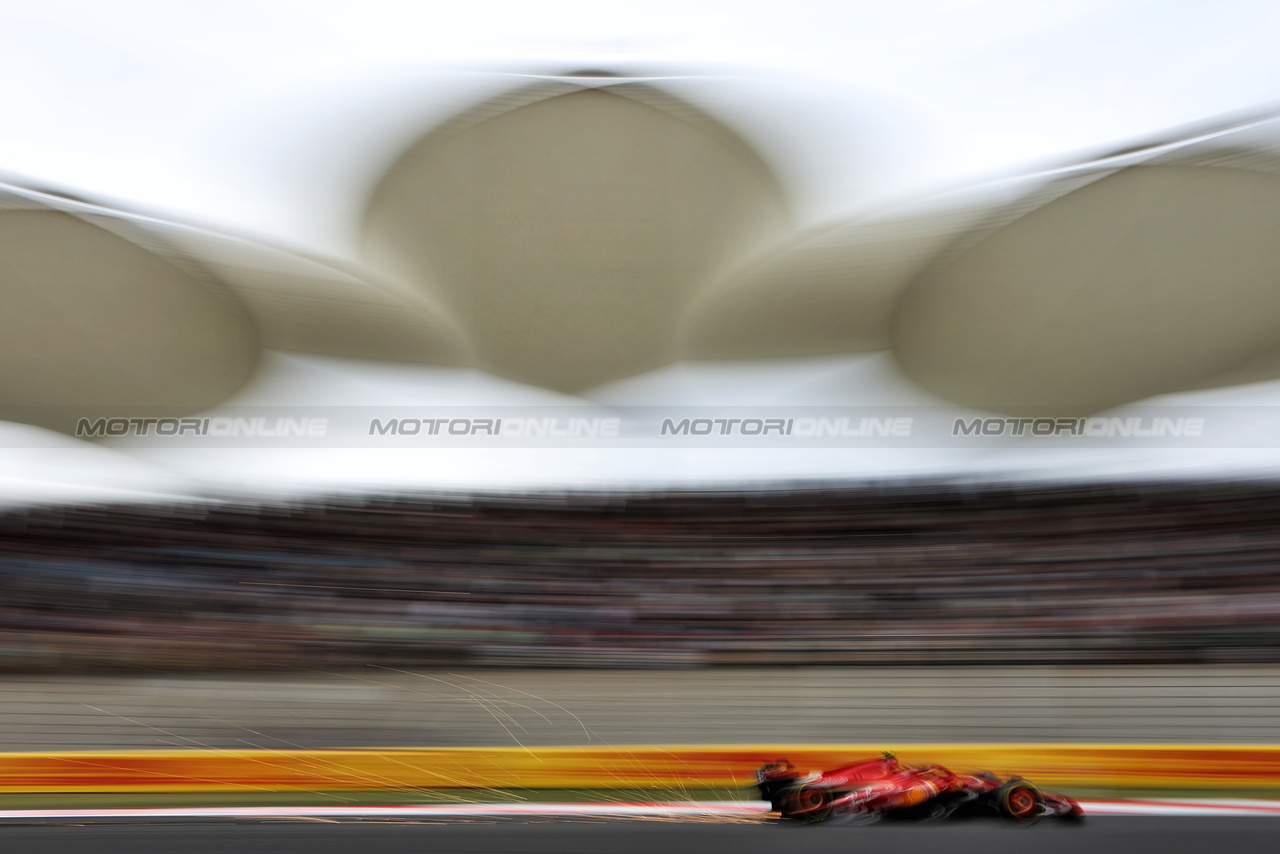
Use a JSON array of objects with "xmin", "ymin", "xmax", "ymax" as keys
[{"xmin": 1, "ymin": 481, "xmax": 1279, "ymax": 671}]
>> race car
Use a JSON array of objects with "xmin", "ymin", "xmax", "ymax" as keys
[{"xmin": 756, "ymin": 753, "xmax": 1083, "ymax": 824}]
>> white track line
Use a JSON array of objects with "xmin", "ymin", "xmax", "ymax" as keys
[
  {"xmin": 0, "ymin": 799, "xmax": 1278, "ymax": 820},
  {"xmin": 1078, "ymin": 799, "xmax": 1280, "ymax": 817}
]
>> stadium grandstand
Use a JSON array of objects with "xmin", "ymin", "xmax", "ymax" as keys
[{"xmin": 3, "ymin": 480, "xmax": 1279, "ymax": 673}]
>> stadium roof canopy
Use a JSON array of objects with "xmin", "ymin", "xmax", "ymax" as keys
[
  {"xmin": 688, "ymin": 114, "xmax": 1280, "ymax": 413},
  {"xmin": 5, "ymin": 82, "xmax": 1280, "ymax": 431},
  {"xmin": 362, "ymin": 77, "xmax": 790, "ymax": 392},
  {"xmin": 0, "ymin": 181, "xmax": 467, "ymax": 433}
]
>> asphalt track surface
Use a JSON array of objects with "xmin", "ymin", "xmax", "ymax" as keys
[{"xmin": 1, "ymin": 816, "xmax": 1279, "ymax": 854}]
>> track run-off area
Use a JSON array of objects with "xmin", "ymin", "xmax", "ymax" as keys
[{"xmin": 0, "ymin": 812, "xmax": 1278, "ymax": 854}]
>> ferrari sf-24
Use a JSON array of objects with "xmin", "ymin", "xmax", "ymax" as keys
[{"xmin": 756, "ymin": 753, "xmax": 1083, "ymax": 824}]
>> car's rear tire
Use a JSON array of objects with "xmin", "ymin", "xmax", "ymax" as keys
[{"xmin": 781, "ymin": 785, "xmax": 833, "ymax": 822}]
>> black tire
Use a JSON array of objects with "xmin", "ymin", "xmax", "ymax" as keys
[
  {"xmin": 780, "ymin": 785, "xmax": 834, "ymax": 822},
  {"xmin": 997, "ymin": 781, "xmax": 1044, "ymax": 826}
]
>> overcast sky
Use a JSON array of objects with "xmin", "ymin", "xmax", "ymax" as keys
[{"xmin": 4, "ymin": 1, "xmax": 1280, "ymax": 247}]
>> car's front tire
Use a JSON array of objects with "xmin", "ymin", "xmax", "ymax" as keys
[{"xmin": 997, "ymin": 780, "xmax": 1045, "ymax": 826}]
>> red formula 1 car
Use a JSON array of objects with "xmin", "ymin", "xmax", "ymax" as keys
[{"xmin": 756, "ymin": 753, "xmax": 1082, "ymax": 825}]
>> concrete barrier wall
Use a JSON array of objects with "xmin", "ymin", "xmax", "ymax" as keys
[{"xmin": 4, "ymin": 666, "xmax": 1280, "ymax": 751}]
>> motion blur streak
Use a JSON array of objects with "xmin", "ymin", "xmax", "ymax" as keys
[{"xmin": 2, "ymin": 744, "xmax": 1280, "ymax": 792}]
